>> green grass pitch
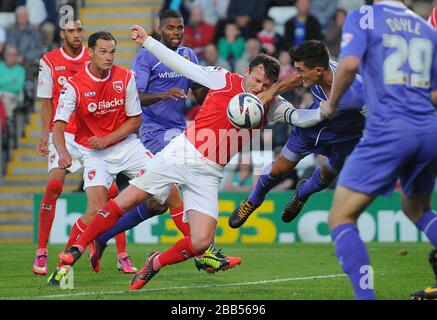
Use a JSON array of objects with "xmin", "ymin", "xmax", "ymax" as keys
[{"xmin": 0, "ymin": 243, "xmax": 433, "ymax": 300}]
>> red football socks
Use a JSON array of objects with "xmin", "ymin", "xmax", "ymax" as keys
[
  {"xmin": 74, "ymin": 199, "xmax": 123, "ymax": 252},
  {"xmin": 154, "ymin": 236, "xmax": 199, "ymax": 270},
  {"xmin": 37, "ymin": 180, "xmax": 63, "ymax": 250},
  {"xmin": 170, "ymin": 206, "xmax": 190, "ymax": 237}
]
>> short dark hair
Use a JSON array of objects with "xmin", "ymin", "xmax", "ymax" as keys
[
  {"xmin": 249, "ymin": 54, "xmax": 280, "ymax": 84},
  {"xmin": 88, "ymin": 31, "xmax": 117, "ymax": 48},
  {"xmin": 159, "ymin": 9, "xmax": 183, "ymax": 23},
  {"xmin": 289, "ymin": 40, "xmax": 330, "ymax": 69}
]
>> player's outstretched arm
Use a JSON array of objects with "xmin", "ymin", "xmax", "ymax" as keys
[
  {"xmin": 258, "ymin": 72, "xmax": 303, "ymax": 106},
  {"xmin": 323, "ymin": 55, "xmax": 360, "ymax": 119},
  {"xmin": 130, "ymin": 25, "xmax": 226, "ymax": 90},
  {"xmin": 267, "ymin": 97, "xmax": 324, "ymax": 128}
]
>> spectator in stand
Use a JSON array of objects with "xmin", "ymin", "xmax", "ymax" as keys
[
  {"xmin": 201, "ymin": 43, "xmax": 231, "ymax": 70},
  {"xmin": 184, "ymin": 6, "xmax": 215, "ymax": 60},
  {"xmin": 17, "ymin": 0, "xmax": 57, "ymax": 49},
  {"xmin": 324, "ymin": 8, "xmax": 347, "ymax": 60},
  {"xmin": 227, "ymin": 0, "xmax": 268, "ymax": 39},
  {"xmin": 217, "ymin": 21, "xmax": 245, "ymax": 70},
  {"xmin": 0, "ymin": 1, "xmax": 15, "ymax": 11},
  {"xmin": 337, "ymin": 0, "xmax": 365, "ymax": 12},
  {"xmin": 0, "ymin": 26, "xmax": 5, "ymax": 55},
  {"xmin": 0, "ymin": 45, "xmax": 26, "ymax": 118},
  {"xmin": 234, "ymin": 38, "xmax": 261, "ymax": 76},
  {"xmin": 310, "ymin": 0, "xmax": 338, "ymax": 29},
  {"xmin": 162, "ymin": 0, "xmax": 191, "ymax": 23},
  {"xmin": 278, "ymin": 50, "xmax": 294, "ymax": 82},
  {"xmin": 257, "ymin": 16, "xmax": 282, "ymax": 57},
  {"xmin": 183, "ymin": 0, "xmax": 229, "ymax": 25},
  {"xmin": 0, "ymin": 99, "xmax": 6, "ymax": 134},
  {"xmin": 283, "ymin": 0, "xmax": 322, "ymax": 50},
  {"xmin": 224, "ymin": 153, "xmax": 256, "ymax": 192},
  {"xmin": 6, "ymin": 6, "xmax": 44, "ymax": 78}
]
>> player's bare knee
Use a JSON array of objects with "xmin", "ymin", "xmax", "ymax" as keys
[
  {"xmin": 146, "ymin": 199, "xmax": 168, "ymax": 216},
  {"xmin": 270, "ymin": 160, "xmax": 294, "ymax": 177},
  {"xmin": 328, "ymin": 209, "xmax": 357, "ymax": 230},
  {"xmin": 165, "ymin": 186, "xmax": 183, "ymax": 209}
]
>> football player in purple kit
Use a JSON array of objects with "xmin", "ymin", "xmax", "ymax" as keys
[
  {"xmin": 320, "ymin": 0, "xmax": 437, "ymax": 300},
  {"xmin": 229, "ymin": 40, "xmax": 366, "ymax": 228},
  {"xmin": 89, "ymin": 9, "xmax": 241, "ymax": 274}
]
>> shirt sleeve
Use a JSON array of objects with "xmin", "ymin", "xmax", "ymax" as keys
[
  {"xmin": 339, "ymin": 9, "xmax": 369, "ymax": 61},
  {"xmin": 54, "ymin": 82, "xmax": 77, "ymax": 124},
  {"xmin": 143, "ymin": 37, "xmax": 227, "ymax": 90},
  {"xmin": 267, "ymin": 96, "xmax": 324, "ymax": 127},
  {"xmin": 36, "ymin": 58, "xmax": 54, "ymax": 98},
  {"xmin": 131, "ymin": 50, "xmax": 150, "ymax": 94},
  {"xmin": 125, "ymin": 76, "xmax": 142, "ymax": 116}
]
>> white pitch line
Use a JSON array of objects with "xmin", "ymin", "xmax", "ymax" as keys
[{"xmin": 4, "ymin": 273, "xmax": 346, "ymax": 300}]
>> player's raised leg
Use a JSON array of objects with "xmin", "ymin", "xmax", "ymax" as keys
[
  {"xmin": 130, "ymin": 209, "xmax": 216, "ymax": 290},
  {"xmin": 229, "ymin": 154, "xmax": 298, "ymax": 228},
  {"xmin": 328, "ymin": 185, "xmax": 376, "ymax": 300}
]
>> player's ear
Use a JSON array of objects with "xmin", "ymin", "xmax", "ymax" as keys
[
  {"xmin": 156, "ymin": 24, "xmax": 162, "ymax": 37},
  {"xmin": 88, "ymin": 47, "xmax": 94, "ymax": 58},
  {"xmin": 244, "ymin": 66, "xmax": 250, "ymax": 77}
]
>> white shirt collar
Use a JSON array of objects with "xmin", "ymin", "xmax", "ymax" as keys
[
  {"xmin": 85, "ymin": 64, "xmax": 111, "ymax": 82},
  {"xmin": 60, "ymin": 46, "xmax": 85, "ymax": 61}
]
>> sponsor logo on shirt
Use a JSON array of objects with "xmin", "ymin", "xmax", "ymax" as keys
[
  {"xmin": 158, "ymin": 71, "xmax": 183, "ymax": 79},
  {"xmin": 87, "ymin": 98, "xmax": 124, "ymax": 114},
  {"xmin": 113, "ymin": 81, "xmax": 124, "ymax": 93}
]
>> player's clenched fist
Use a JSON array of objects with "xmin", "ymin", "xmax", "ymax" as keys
[
  {"xmin": 58, "ymin": 151, "xmax": 72, "ymax": 169},
  {"xmin": 88, "ymin": 136, "xmax": 109, "ymax": 150},
  {"xmin": 130, "ymin": 25, "xmax": 148, "ymax": 45}
]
